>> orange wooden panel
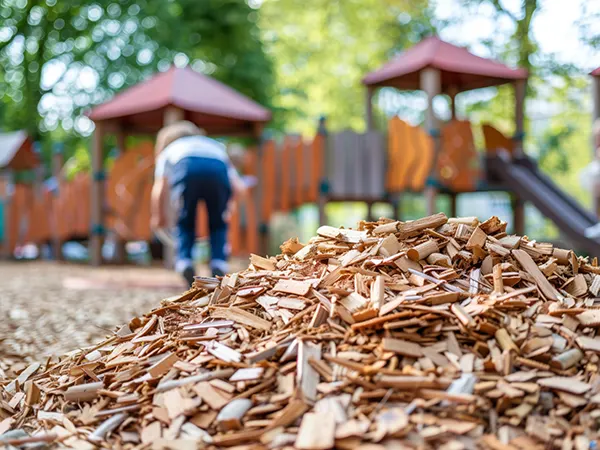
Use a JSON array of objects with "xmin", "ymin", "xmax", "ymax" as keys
[
  {"xmin": 27, "ymin": 190, "xmax": 51, "ymax": 243},
  {"xmin": 387, "ymin": 117, "xmax": 416, "ymax": 192},
  {"xmin": 228, "ymin": 204, "xmax": 241, "ymax": 256},
  {"xmin": 7, "ymin": 185, "xmax": 33, "ymax": 252},
  {"xmin": 194, "ymin": 202, "xmax": 209, "ymax": 241},
  {"xmin": 55, "ymin": 180, "xmax": 72, "ymax": 240},
  {"xmin": 409, "ymin": 126, "xmax": 434, "ymax": 192},
  {"xmin": 482, "ymin": 124, "xmax": 514, "ymax": 155},
  {"xmin": 245, "ymin": 188, "xmax": 258, "ymax": 254},
  {"xmin": 76, "ymin": 174, "xmax": 91, "ymax": 237},
  {"xmin": 294, "ymin": 138, "xmax": 304, "ymax": 207},
  {"xmin": 241, "ymin": 147, "xmax": 259, "ymax": 254},
  {"xmin": 438, "ymin": 120, "xmax": 480, "ymax": 192},
  {"xmin": 243, "ymin": 147, "xmax": 258, "ymax": 176},
  {"xmin": 107, "ymin": 142, "xmax": 154, "ymax": 235},
  {"xmin": 308, "ymin": 133, "xmax": 324, "ymax": 203},
  {"xmin": 261, "ymin": 140, "xmax": 276, "ymax": 220},
  {"xmin": 130, "ymin": 176, "xmax": 152, "ymax": 241},
  {"xmin": 279, "ymin": 137, "xmax": 292, "ymax": 212}
]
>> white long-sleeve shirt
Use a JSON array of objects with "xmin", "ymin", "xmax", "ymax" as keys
[{"xmin": 154, "ymin": 135, "xmax": 239, "ymax": 182}]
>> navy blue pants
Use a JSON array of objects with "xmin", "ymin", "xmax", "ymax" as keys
[{"xmin": 170, "ymin": 157, "xmax": 231, "ymax": 274}]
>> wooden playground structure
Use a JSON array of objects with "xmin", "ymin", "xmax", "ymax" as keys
[{"xmin": 2, "ymin": 36, "xmax": 600, "ymax": 262}]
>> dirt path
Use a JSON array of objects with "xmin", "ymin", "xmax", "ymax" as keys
[{"xmin": 0, "ymin": 260, "xmax": 243, "ymax": 379}]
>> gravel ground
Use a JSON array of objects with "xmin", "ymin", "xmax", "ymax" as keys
[{"xmin": 0, "ymin": 260, "xmax": 244, "ymax": 379}]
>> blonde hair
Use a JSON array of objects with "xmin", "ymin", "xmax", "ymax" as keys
[{"xmin": 155, "ymin": 120, "xmax": 206, "ymax": 155}]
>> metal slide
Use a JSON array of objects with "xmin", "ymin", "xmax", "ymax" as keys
[{"xmin": 486, "ymin": 154, "xmax": 600, "ymax": 256}]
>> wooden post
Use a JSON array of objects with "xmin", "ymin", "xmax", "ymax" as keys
[
  {"xmin": 449, "ymin": 193, "xmax": 457, "ymax": 217},
  {"xmin": 366, "ymin": 202, "xmax": 375, "ymax": 222},
  {"xmin": 448, "ymin": 85, "xmax": 458, "ymax": 120},
  {"xmin": 421, "ymin": 68, "xmax": 442, "ymax": 216},
  {"xmin": 512, "ymin": 79, "xmax": 527, "ymax": 231},
  {"xmin": 366, "ymin": 86, "xmax": 375, "ymax": 132},
  {"xmin": 391, "ymin": 193, "xmax": 401, "ymax": 221},
  {"xmin": 51, "ymin": 143, "xmax": 64, "ymax": 261},
  {"xmin": 90, "ymin": 122, "xmax": 105, "ymax": 266},
  {"xmin": 0, "ymin": 171, "xmax": 12, "ymax": 259},
  {"xmin": 592, "ymin": 74, "xmax": 600, "ymax": 130},
  {"xmin": 512, "ymin": 193, "xmax": 525, "ymax": 236},
  {"xmin": 162, "ymin": 106, "xmax": 185, "ymax": 268},
  {"xmin": 317, "ymin": 116, "xmax": 328, "ymax": 226},
  {"xmin": 513, "ymin": 79, "xmax": 526, "ymax": 157},
  {"xmin": 33, "ymin": 142, "xmax": 44, "ymax": 198},
  {"xmin": 113, "ymin": 128, "xmax": 127, "ymax": 264}
]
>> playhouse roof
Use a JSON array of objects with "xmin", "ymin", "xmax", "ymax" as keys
[
  {"xmin": 0, "ymin": 131, "xmax": 38, "ymax": 171},
  {"xmin": 88, "ymin": 67, "xmax": 271, "ymax": 136},
  {"xmin": 592, "ymin": 67, "xmax": 600, "ymax": 77},
  {"xmin": 363, "ymin": 36, "xmax": 528, "ymax": 92}
]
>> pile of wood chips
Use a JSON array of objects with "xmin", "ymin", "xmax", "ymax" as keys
[{"xmin": 4, "ymin": 213, "xmax": 600, "ymax": 449}]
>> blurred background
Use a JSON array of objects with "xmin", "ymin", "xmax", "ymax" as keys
[{"xmin": 1, "ymin": 0, "xmax": 600, "ymax": 370}]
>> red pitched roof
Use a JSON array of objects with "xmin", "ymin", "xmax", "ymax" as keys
[
  {"xmin": 592, "ymin": 67, "xmax": 600, "ymax": 77},
  {"xmin": 0, "ymin": 131, "xmax": 37, "ymax": 170},
  {"xmin": 88, "ymin": 67, "xmax": 271, "ymax": 135},
  {"xmin": 363, "ymin": 36, "xmax": 528, "ymax": 92}
]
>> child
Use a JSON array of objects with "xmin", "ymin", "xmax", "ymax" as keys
[{"xmin": 151, "ymin": 121, "xmax": 246, "ymax": 284}]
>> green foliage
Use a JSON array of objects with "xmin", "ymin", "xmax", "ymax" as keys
[
  {"xmin": 0, "ymin": 0, "xmax": 274, "ymax": 167},
  {"xmin": 258, "ymin": 0, "xmax": 434, "ymax": 133},
  {"xmin": 537, "ymin": 125, "xmax": 573, "ymax": 174},
  {"xmin": 538, "ymin": 76, "xmax": 594, "ymax": 207}
]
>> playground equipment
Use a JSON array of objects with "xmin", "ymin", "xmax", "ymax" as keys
[
  {"xmin": 364, "ymin": 36, "xmax": 528, "ymax": 224},
  {"xmin": 0, "ymin": 131, "xmax": 39, "ymax": 257},
  {"xmin": 360, "ymin": 36, "xmax": 600, "ymax": 255},
  {"xmin": 4, "ymin": 37, "xmax": 600, "ymax": 261}
]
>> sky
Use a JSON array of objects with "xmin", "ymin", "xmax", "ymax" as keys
[
  {"xmin": 377, "ymin": 0, "xmax": 600, "ymax": 125},
  {"xmin": 435, "ymin": 0, "xmax": 600, "ymax": 70}
]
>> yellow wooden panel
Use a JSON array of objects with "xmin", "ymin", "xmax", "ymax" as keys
[{"xmin": 387, "ymin": 117, "xmax": 416, "ymax": 192}]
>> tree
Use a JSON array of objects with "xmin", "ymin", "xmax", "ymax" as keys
[
  {"xmin": 258, "ymin": 0, "xmax": 433, "ymax": 133},
  {"xmin": 0, "ymin": 0, "xmax": 274, "ymax": 164}
]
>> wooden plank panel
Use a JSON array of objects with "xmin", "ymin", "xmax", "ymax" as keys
[
  {"xmin": 245, "ymin": 187, "xmax": 259, "ymax": 255},
  {"xmin": 410, "ymin": 125, "xmax": 434, "ymax": 192},
  {"xmin": 365, "ymin": 131, "xmax": 385, "ymax": 198},
  {"xmin": 387, "ymin": 117, "xmax": 401, "ymax": 192},
  {"xmin": 107, "ymin": 142, "xmax": 153, "ymax": 238},
  {"xmin": 438, "ymin": 120, "xmax": 480, "ymax": 192},
  {"xmin": 329, "ymin": 132, "xmax": 346, "ymax": 197},
  {"xmin": 195, "ymin": 202, "xmax": 209, "ymax": 242},
  {"xmin": 308, "ymin": 133, "xmax": 324, "ymax": 203},
  {"xmin": 261, "ymin": 140, "xmax": 277, "ymax": 220},
  {"xmin": 229, "ymin": 200, "xmax": 241, "ymax": 256},
  {"xmin": 302, "ymin": 139, "xmax": 311, "ymax": 204},
  {"xmin": 388, "ymin": 117, "xmax": 413, "ymax": 192},
  {"xmin": 352, "ymin": 131, "xmax": 364, "ymax": 198},
  {"xmin": 280, "ymin": 137, "xmax": 291, "ymax": 212},
  {"xmin": 294, "ymin": 136, "xmax": 304, "ymax": 207},
  {"xmin": 396, "ymin": 120, "xmax": 408, "ymax": 191},
  {"xmin": 243, "ymin": 149, "xmax": 259, "ymax": 255}
]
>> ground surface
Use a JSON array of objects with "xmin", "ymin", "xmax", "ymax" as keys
[{"xmin": 0, "ymin": 260, "xmax": 245, "ymax": 380}]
